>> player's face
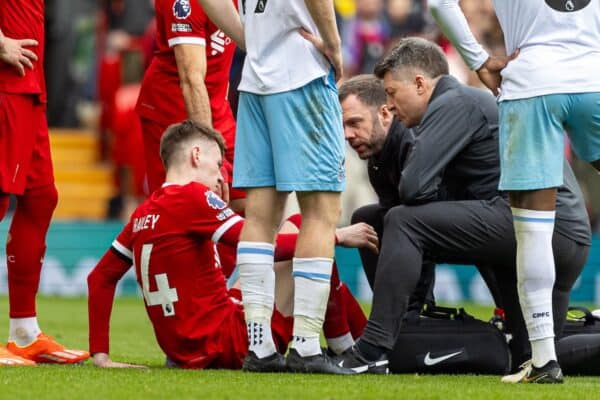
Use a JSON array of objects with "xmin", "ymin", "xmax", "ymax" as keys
[
  {"xmin": 382, "ymin": 71, "xmax": 427, "ymax": 128},
  {"xmin": 342, "ymin": 94, "xmax": 387, "ymax": 160},
  {"xmin": 193, "ymin": 140, "xmax": 224, "ymax": 196}
]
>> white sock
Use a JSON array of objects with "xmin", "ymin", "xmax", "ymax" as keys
[
  {"xmin": 531, "ymin": 338, "xmax": 556, "ymax": 368},
  {"xmin": 326, "ymin": 332, "xmax": 354, "ymax": 355},
  {"xmin": 9, "ymin": 317, "xmax": 41, "ymax": 346},
  {"xmin": 291, "ymin": 257, "xmax": 333, "ymax": 357},
  {"xmin": 512, "ymin": 207, "xmax": 557, "ymax": 366},
  {"xmin": 237, "ymin": 241, "xmax": 277, "ymax": 358}
]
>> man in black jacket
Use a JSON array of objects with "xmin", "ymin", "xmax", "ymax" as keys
[
  {"xmin": 340, "ymin": 75, "xmax": 436, "ymax": 308},
  {"xmin": 338, "ymin": 38, "xmax": 591, "ymax": 377}
]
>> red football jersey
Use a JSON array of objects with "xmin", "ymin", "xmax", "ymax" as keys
[
  {"xmin": 136, "ymin": 0, "xmax": 236, "ymax": 138},
  {"xmin": 111, "ymin": 182, "xmax": 244, "ymax": 365},
  {"xmin": 0, "ymin": 0, "xmax": 46, "ymax": 101}
]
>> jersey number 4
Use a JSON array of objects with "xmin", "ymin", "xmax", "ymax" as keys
[{"xmin": 139, "ymin": 244, "xmax": 179, "ymax": 317}]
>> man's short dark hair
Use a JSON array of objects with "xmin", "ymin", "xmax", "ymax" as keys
[
  {"xmin": 374, "ymin": 37, "xmax": 449, "ymax": 79},
  {"xmin": 338, "ymin": 74, "xmax": 386, "ymax": 107},
  {"xmin": 160, "ymin": 120, "xmax": 225, "ymax": 169}
]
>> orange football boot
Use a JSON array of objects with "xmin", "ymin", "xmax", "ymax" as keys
[
  {"xmin": 7, "ymin": 333, "xmax": 89, "ymax": 364},
  {"xmin": 0, "ymin": 345, "xmax": 36, "ymax": 366}
]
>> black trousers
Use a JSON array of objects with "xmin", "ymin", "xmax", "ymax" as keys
[
  {"xmin": 352, "ymin": 204, "xmax": 436, "ymax": 310},
  {"xmin": 358, "ymin": 197, "xmax": 589, "ymax": 365},
  {"xmin": 351, "ymin": 204, "xmax": 503, "ymax": 311}
]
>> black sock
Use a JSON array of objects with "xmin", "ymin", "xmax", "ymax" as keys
[{"xmin": 356, "ymin": 339, "xmax": 386, "ymax": 361}]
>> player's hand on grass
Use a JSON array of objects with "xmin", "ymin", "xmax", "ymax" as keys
[
  {"xmin": 299, "ymin": 28, "xmax": 343, "ymax": 82},
  {"xmin": 0, "ymin": 31, "xmax": 38, "ymax": 77},
  {"xmin": 93, "ymin": 352, "xmax": 148, "ymax": 369},
  {"xmin": 476, "ymin": 50, "xmax": 519, "ymax": 96},
  {"xmin": 335, "ymin": 223, "xmax": 379, "ymax": 254}
]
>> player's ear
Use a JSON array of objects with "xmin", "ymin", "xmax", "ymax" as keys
[{"xmin": 191, "ymin": 146, "xmax": 202, "ymax": 167}]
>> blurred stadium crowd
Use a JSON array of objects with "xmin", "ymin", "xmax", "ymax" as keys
[{"xmin": 43, "ymin": 0, "xmax": 599, "ymax": 230}]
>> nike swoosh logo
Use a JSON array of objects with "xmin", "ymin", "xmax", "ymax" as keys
[
  {"xmin": 337, "ymin": 360, "xmax": 368, "ymax": 373},
  {"xmin": 423, "ymin": 351, "xmax": 462, "ymax": 366}
]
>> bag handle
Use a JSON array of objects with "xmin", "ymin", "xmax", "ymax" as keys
[
  {"xmin": 422, "ymin": 304, "xmax": 462, "ymax": 320},
  {"xmin": 567, "ymin": 306, "xmax": 597, "ymax": 326}
]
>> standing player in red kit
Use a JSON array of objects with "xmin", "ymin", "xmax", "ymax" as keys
[
  {"xmin": 87, "ymin": 121, "xmax": 374, "ymax": 370},
  {"xmin": 0, "ymin": 1, "xmax": 89, "ymax": 366},
  {"xmin": 136, "ymin": 0, "xmax": 245, "ymax": 211}
]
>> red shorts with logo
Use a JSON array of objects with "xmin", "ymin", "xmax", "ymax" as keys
[
  {"xmin": 181, "ymin": 288, "xmax": 293, "ymax": 370},
  {"xmin": 0, "ymin": 93, "xmax": 54, "ymax": 194},
  {"xmin": 140, "ymin": 117, "xmax": 245, "ymax": 200}
]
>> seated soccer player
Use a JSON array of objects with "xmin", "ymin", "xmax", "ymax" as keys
[{"xmin": 87, "ymin": 120, "xmax": 374, "ymax": 370}]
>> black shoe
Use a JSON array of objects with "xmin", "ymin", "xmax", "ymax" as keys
[
  {"xmin": 334, "ymin": 346, "xmax": 389, "ymax": 374},
  {"xmin": 502, "ymin": 359, "xmax": 563, "ymax": 384},
  {"xmin": 242, "ymin": 351, "xmax": 287, "ymax": 372},
  {"xmin": 286, "ymin": 348, "xmax": 356, "ymax": 375},
  {"xmin": 524, "ymin": 360, "xmax": 564, "ymax": 384}
]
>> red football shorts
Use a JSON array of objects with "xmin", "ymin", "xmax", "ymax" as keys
[
  {"xmin": 181, "ymin": 288, "xmax": 293, "ymax": 369},
  {"xmin": 0, "ymin": 93, "xmax": 54, "ymax": 195},
  {"xmin": 140, "ymin": 117, "xmax": 245, "ymax": 200}
]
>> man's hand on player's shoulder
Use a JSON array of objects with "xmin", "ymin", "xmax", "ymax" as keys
[
  {"xmin": 335, "ymin": 223, "xmax": 379, "ymax": 254},
  {"xmin": 92, "ymin": 352, "xmax": 148, "ymax": 369},
  {"xmin": 0, "ymin": 30, "xmax": 38, "ymax": 76}
]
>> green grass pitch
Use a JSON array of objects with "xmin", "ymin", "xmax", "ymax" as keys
[{"xmin": 0, "ymin": 296, "xmax": 599, "ymax": 400}]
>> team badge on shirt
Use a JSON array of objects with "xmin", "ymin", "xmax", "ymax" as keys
[
  {"xmin": 206, "ymin": 191, "xmax": 227, "ymax": 210},
  {"xmin": 173, "ymin": 0, "xmax": 192, "ymax": 19},
  {"xmin": 545, "ymin": 0, "xmax": 590, "ymax": 12}
]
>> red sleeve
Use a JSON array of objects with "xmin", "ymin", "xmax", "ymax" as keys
[
  {"xmin": 87, "ymin": 248, "xmax": 132, "ymax": 355},
  {"xmin": 274, "ymin": 233, "xmax": 298, "ymax": 262},
  {"xmin": 187, "ymin": 184, "xmax": 244, "ymax": 244},
  {"xmin": 162, "ymin": 0, "xmax": 208, "ymax": 47},
  {"xmin": 218, "ymin": 219, "xmax": 243, "ymax": 247},
  {"xmin": 111, "ymin": 224, "xmax": 133, "ymax": 262}
]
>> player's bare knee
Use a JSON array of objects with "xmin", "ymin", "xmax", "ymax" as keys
[{"xmin": 297, "ymin": 192, "xmax": 341, "ymax": 226}]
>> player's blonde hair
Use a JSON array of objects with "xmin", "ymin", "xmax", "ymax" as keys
[{"xmin": 160, "ymin": 120, "xmax": 225, "ymax": 169}]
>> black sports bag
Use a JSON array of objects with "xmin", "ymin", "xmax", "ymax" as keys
[
  {"xmin": 557, "ymin": 306, "xmax": 600, "ymax": 375},
  {"xmin": 561, "ymin": 306, "xmax": 600, "ymax": 337},
  {"xmin": 389, "ymin": 305, "xmax": 511, "ymax": 374}
]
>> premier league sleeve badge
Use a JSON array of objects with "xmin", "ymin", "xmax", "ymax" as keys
[{"xmin": 173, "ymin": 0, "xmax": 192, "ymax": 19}]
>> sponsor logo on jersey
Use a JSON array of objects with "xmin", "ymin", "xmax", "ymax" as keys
[
  {"xmin": 206, "ymin": 191, "xmax": 227, "ymax": 210},
  {"xmin": 254, "ymin": 0, "xmax": 268, "ymax": 14},
  {"xmin": 545, "ymin": 0, "xmax": 591, "ymax": 12},
  {"xmin": 210, "ymin": 30, "xmax": 231, "ymax": 56},
  {"xmin": 173, "ymin": 0, "xmax": 192, "ymax": 19},
  {"xmin": 216, "ymin": 208, "xmax": 234, "ymax": 221},
  {"xmin": 171, "ymin": 23, "xmax": 192, "ymax": 33}
]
